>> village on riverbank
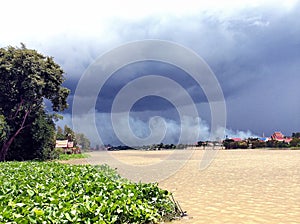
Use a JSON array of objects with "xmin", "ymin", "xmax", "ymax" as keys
[{"xmin": 56, "ymin": 130, "xmax": 300, "ymax": 153}]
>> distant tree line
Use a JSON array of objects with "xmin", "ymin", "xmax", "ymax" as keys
[
  {"xmin": 92, "ymin": 134, "xmax": 300, "ymax": 151},
  {"xmin": 98, "ymin": 143, "xmax": 190, "ymax": 151},
  {"xmin": 292, "ymin": 132, "xmax": 300, "ymax": 138},
  {"xmin": 223, "ymin": 135, "xmax": 300, "ymax": 150}
]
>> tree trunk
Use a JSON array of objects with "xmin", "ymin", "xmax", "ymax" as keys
[
  {"xmin": 0, "ymin": 126, "xmax": 25, "ymax": 161},
  {"xmin": 0, "ymin": 110, "xmax": 31, "ymax": 161},
  {"xmin": 0, "ymin": 139, "xmax": 13, "ymax": 161}
]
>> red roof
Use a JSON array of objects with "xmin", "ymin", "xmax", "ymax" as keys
[
  {"xmin": 271, "ymin": 132, "xmax": 292, "ymax": 143},
  {"xmin": 284, "ymin": 138, "xmax": 293, "ymax": 143},
  {"xmin": 271, "ymin": 132, "xmax": 284, "ymax": 140},
  {"xmin": 232, "ymin": 138, "xmax": 242, "ymax": 142}
]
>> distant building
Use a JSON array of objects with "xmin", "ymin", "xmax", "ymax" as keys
[
  {"xmin": 271, "ymin": 132, "xmax": 292, "ymax": 143},
  {"xmin": 271, "ymin": 132, "xmax": 284, "ymax": 141},
  {"xmin": 232, "ymin": 138, "xmax": 242, "ymax": 142},
  {"xmin": 259, "ymin": 137, "xmax": 271, "ymax": 142}
]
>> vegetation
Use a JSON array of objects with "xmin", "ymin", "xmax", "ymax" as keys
[
  {"xmin": 58, "ymin": 153, "xmax": 90, "ymax": 160},
  {"xmin": 196, "ymin": 141, "xmax": 207, "ymax": 148},
  {"xmin": 248, "ymin": 138, "xmax": 266, "ymax": 149},
  {"xmin": 0, "ymin": 45, "xmax": 70, "ymax": 161},
  {"xmin": 292, "ymin": 132, "xmax": 300, "ymax": 138},
  {"xmin": 76, "ymin": 133, "xmax": 91, "ymax": 151},
  {"xmin": 223, "ymin": 139, "xmax": 248, "ymax": 149},
  {"xmin": 265, "ymin": 140, "xmax": 289, "ymax": 148},
  {"xmin": 137, "ymin": 143, "xmax": 177, "ymax": 150},
  {"xmin": 0, "ymin": 162, "xmax": 180, "ymax": 223},
  {"xmin": 223, "ymin": 136, "xmax": 300, "ymax": 149},
  {"xmin": 290, "ymin": 137, "xmax": 300, "ymax": 147},
  {"xmin": 56, "ymin": 125, "xmax": 91, "ymax": 151},
  {"xmin": 289, "ymin": 132, "xmax": 300, "ymax": 147},
  {"xmin": 105, "ymin": 143, "xmax": 185, "ymax": 151},
  {"xmin": 0, "ymin": 115, "xmax": 8, "ymax": 142}
]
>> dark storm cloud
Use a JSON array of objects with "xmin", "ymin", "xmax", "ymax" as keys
[
  {"xmin": 45, "ymin": 2, "xmax": 300, "ymax": 139},
  {"xmin": 95, "ymin": 61, "xmax": 207, "ymax": 113},
  {"xmin": 217, "ymin": 4, "xmax": 300, "ymax": 135}
]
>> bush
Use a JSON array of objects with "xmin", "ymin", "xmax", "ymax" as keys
[
  {"xmin": 290, "ymin": 138, "xmax": 300, "ymax": 147},
  {"xmin": 250, "ymin": 140, "xmax": 266, "ymax": 149},
  {"xmin": 266, "ymin": 140, "xmax": 289, "ymax": 148},
  {"xmin": 237, "ymin": 141, "xmax": 248, "ymax": 149}
]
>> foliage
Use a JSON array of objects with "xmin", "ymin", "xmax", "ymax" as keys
[
  {"xmin": 31, "ymin": 112, "xmax": 57, "ymax": 160},
  {"xmin": 224, "ymin": 137, "xmax": 299, "ymax": 149},
  {"xmin": 196, "ymin": 141, "xmax": 208, "ymax": 148},
  {"xmin": 5, "ymin": 111, "xmax": 58, "ymax": 161},
  {"xmin": 0, "ymin": 115, "xmax": 8, "ymax": 142},
  {"xmin": 0, "ymin": 162, "xmax": 179, "ymax": 223},
  {"xmin": 58, "ymin": 153, "xmax": 90, "ymax": 160},
  {"xmin": 0, "ymin": 45, "xmax": 70, "ymax": 161},
  {"xmin": 223, "ymin": 139, "xmax": 248, "ymax": 149},
  {"xmin": 222, "ymin": 139, "xmax": 234, "ymax": 149},
  {"xmin": 63, "ymin": 125, "xmax": 76, "ymax": 143},
  {"xmin": 55, "ymin": 125, "xmax": 91, "ymax": 151},
  {"xmin": 290, "ymin": 138, "xmax": 300, "ymax": 147},
  {"xmin": 56, "ymin": 126, "xmax": 65, "ymax": 140},
  {"xmin": 292, "ymin": 132, "xmax": 300, "ymax": 138},
  {"xmin": 75, "ymin": 133, "xmax": 91, "ymax": 151},
  {"xmin": 250, "ymin": 139, "xmax": 266, "ymax": 149},
  {"xmin": 196, "ymin": 141, "xmax": 204, "ymax": 147},
  {"xmin": 266, "ymin": 140, "xmax": 289, "ymax": 148},
  {"xmin": 238, "ymin": 141, "xmax": 248, "ymax": 149}
]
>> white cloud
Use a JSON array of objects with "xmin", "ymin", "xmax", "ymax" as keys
[{"xmin": 1, "ymin": 0, "xmax": 297, "ymax": 46}]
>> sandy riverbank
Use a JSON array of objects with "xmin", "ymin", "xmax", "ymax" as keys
[{"xmin": 64, "ymin": 149, "xmax": 300, "ymax": 223}]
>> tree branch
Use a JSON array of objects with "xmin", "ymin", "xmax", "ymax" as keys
[
  {"xmin": 20, "ymin": 108, "xmax": 30, "ymax": 129},
  {"xmin": 9, "ymin": 97, "xmax": 24, "ymax": 120}
]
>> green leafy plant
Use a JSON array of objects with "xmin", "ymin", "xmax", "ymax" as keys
[
  {"xmin": 58, "ymin": 153, "xmax": 90, "ymax": 161},
  {"xmin": 0, "ymin": 162, "xmax": 180, "ymax": 223}
]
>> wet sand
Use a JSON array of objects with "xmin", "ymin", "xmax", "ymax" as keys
[{"xmin": 65, "ymin": 149, "xmax": 300, "ymax": 223}]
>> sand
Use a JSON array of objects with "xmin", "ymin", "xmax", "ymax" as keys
[{"xmin": 64, "ymin": 149, "xmax": 300, "ymax": 224}]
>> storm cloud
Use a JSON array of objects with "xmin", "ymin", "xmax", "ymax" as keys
[{"xmin": 1, "ymin": 0, "xmax": 299, "ymax": 145}]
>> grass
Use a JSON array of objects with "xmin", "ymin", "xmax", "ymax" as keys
[{"xmin": 58, "ymin": 153, "xmax": 90, "ymax": 160}]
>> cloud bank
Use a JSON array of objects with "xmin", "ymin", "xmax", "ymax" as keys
[{"xmin": 1, "ymin": 0, "xmax": 299, "ymax": 144}]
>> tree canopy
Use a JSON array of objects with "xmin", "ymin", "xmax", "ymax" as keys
[{"xmin": 0, "ymin": 45, "xmax": 70, "ymax": 161}]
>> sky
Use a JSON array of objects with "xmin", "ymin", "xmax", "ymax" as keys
[{"xmin": 1, "ymin": 0, "xmax": 299, "ymax": 146}]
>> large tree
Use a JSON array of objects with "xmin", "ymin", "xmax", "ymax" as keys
[{"xmin": 0, "ymin": 45, "xmax": 70, "ymax": 161}]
